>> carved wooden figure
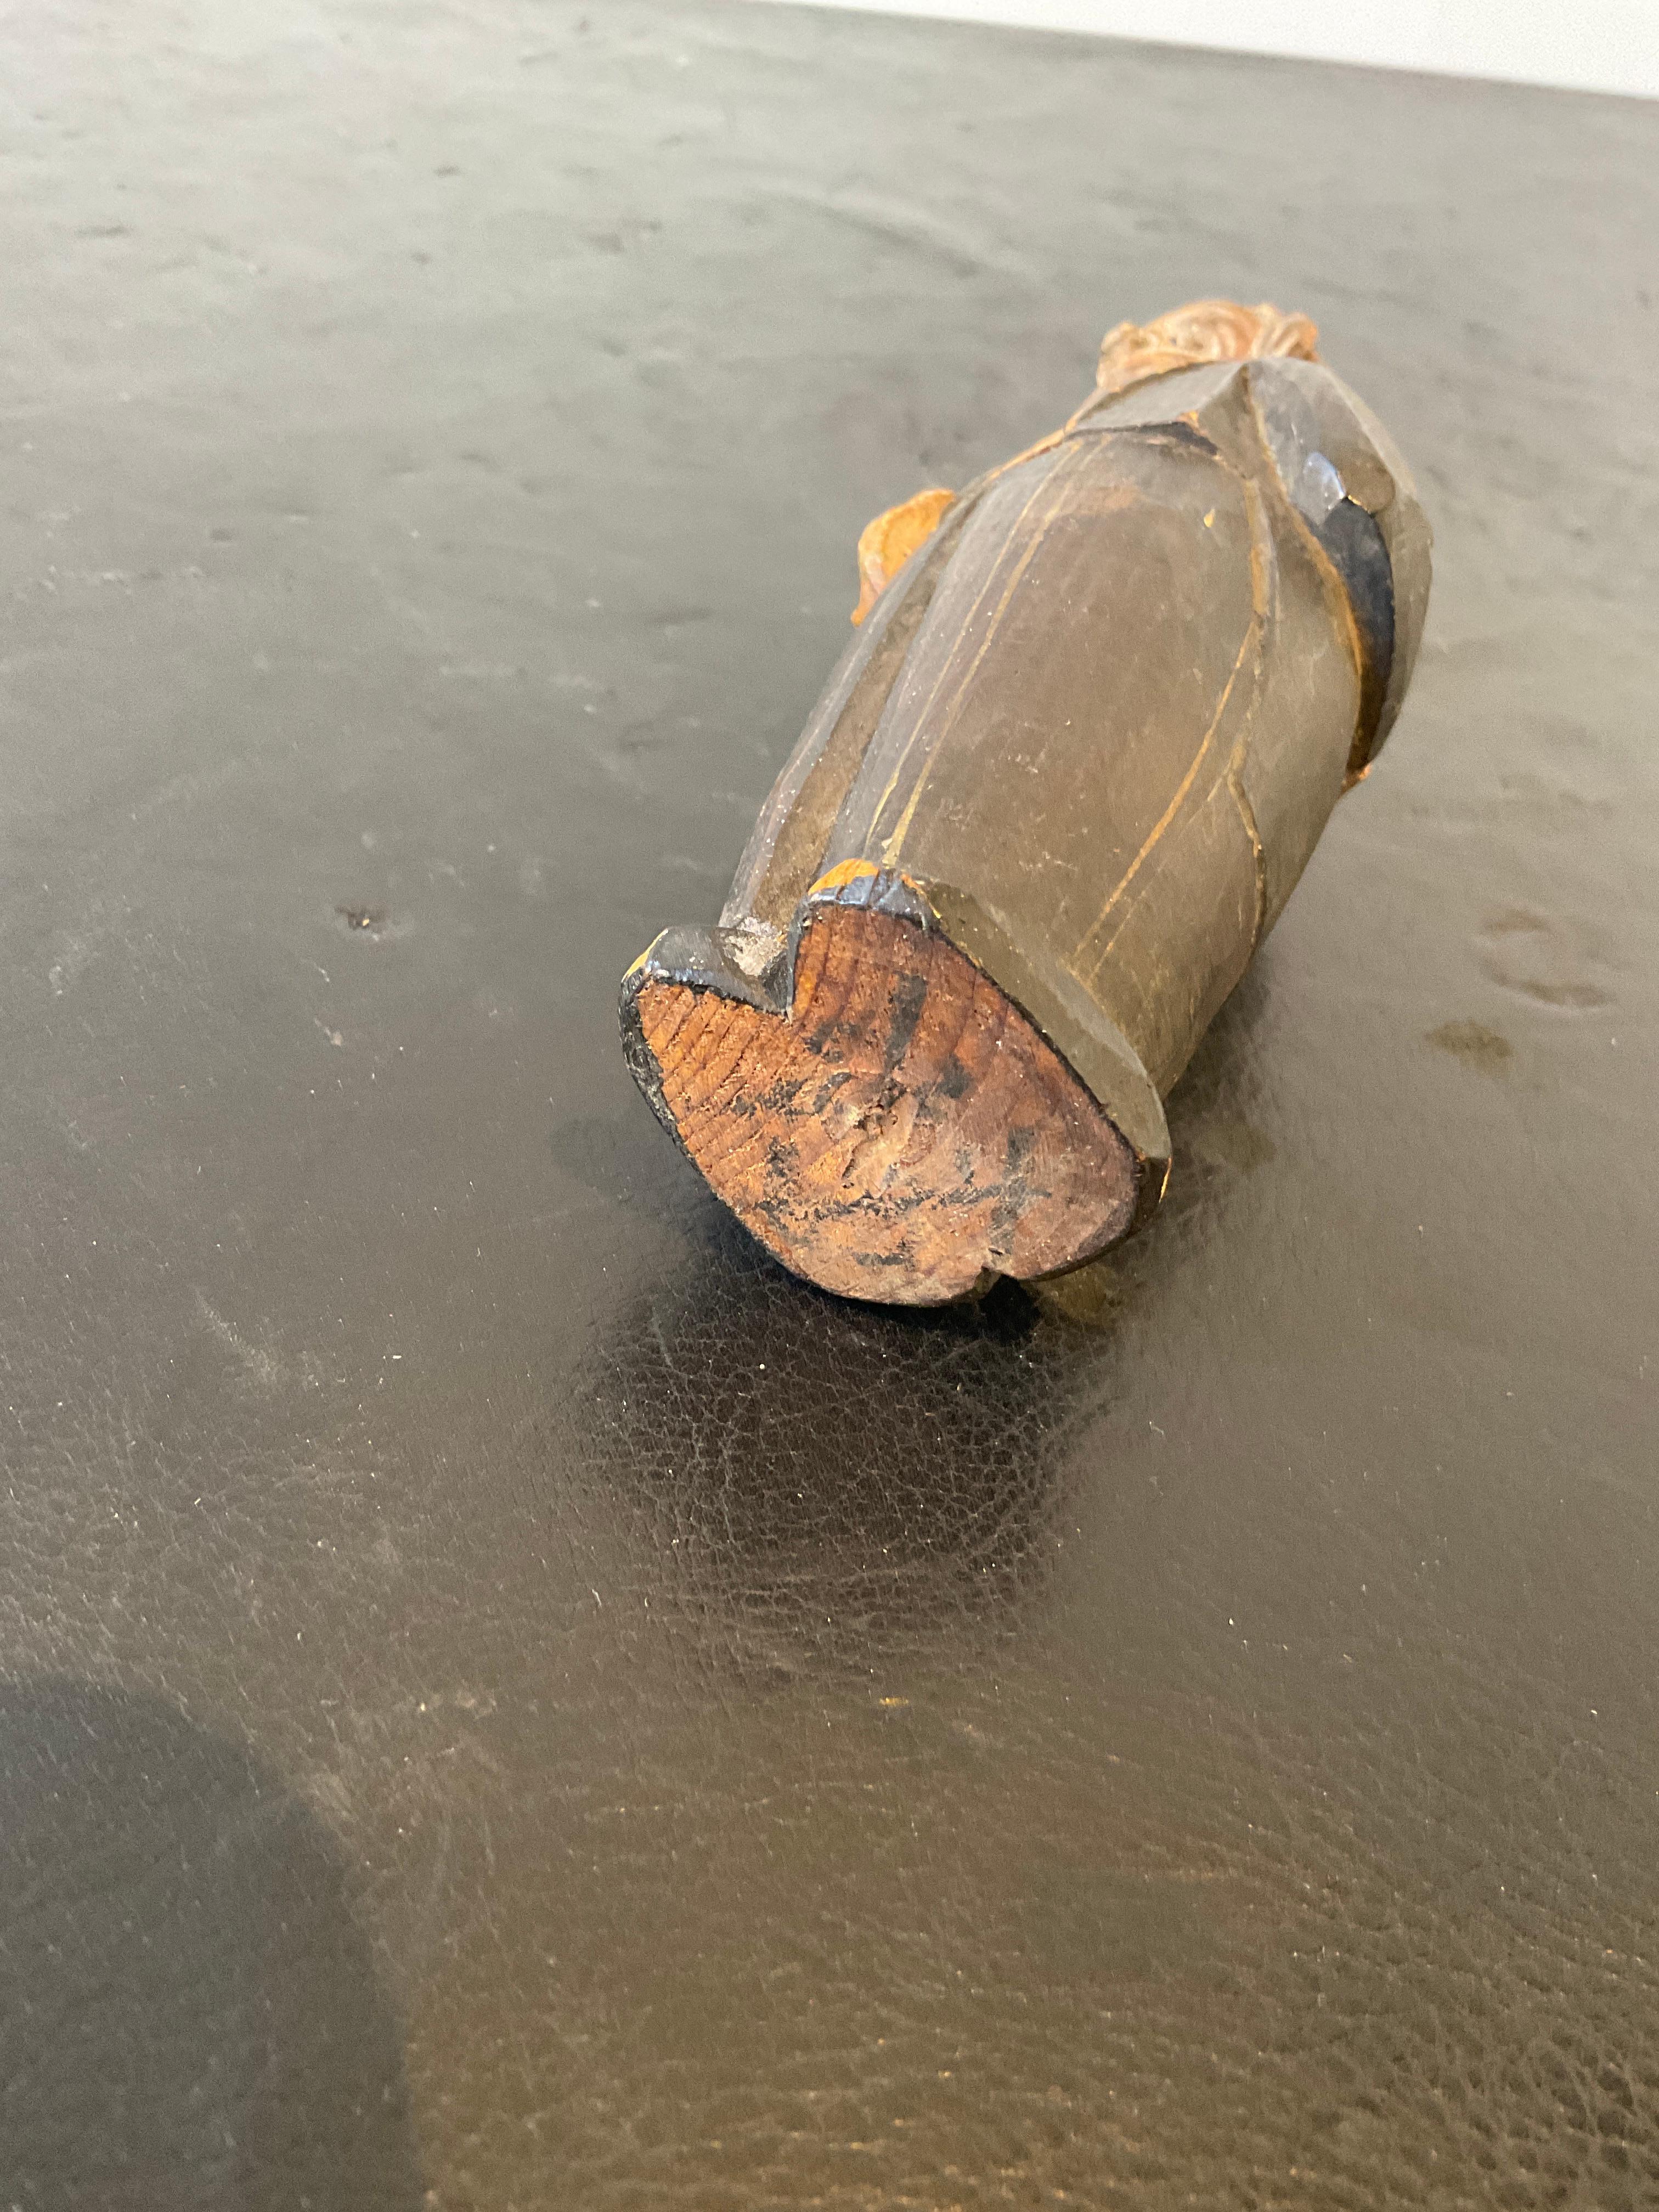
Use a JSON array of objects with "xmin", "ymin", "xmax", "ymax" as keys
[{"xmin": 620, "ymin": 301, "xmax": 1432, "ymax": 1304}]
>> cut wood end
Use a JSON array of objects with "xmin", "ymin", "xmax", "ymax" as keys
[{"xmin": 630, "ymin": 901, "xmax": 1138, "ymax": 1305}]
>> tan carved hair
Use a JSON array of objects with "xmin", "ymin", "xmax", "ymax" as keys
[{"xmin": 1093, "ymin": 298, "xmax": 1320, "ymax": 400}]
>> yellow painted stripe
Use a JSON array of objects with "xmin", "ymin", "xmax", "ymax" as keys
[{"xmin": 807, "ymin": 856, "xmax": 880, "ymax": 898}]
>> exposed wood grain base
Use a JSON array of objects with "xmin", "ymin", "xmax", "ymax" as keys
[{"xmin": 635, "ymin": 904, "xmax": 1138, "ymax": 1304}]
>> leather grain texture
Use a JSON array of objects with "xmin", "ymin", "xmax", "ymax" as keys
[{"xmin": 1, "ymin": 2, "xmax": 1655, "ymax": 2204}]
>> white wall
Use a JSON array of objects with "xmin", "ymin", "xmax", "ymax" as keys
[{"xmin": 747, "ymin": 0, "xmax": 1659, "ymax": 99}]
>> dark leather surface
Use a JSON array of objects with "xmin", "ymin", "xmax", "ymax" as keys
[{"xmin": 3, "ymin": 4, "xmax": 1656, "ymax": 2204}]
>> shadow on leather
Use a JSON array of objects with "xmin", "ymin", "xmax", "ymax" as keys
[
  {"xmin": 579, "ymin": 1219, "xmax": 1119, "ymax": 1674},
  {"xmin": 0, "ymin": 1679, "xmax": 422, "ymax": 2212}
]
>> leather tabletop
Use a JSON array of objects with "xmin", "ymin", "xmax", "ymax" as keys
[{"xmin": 2, "ymin": 3, "xmax": 1656, "ymax": 2204}]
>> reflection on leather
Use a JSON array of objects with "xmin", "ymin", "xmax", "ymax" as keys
[{"xmin": 584, "ymin": 1233, "xmax": 1106, "ymax": 1673}]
